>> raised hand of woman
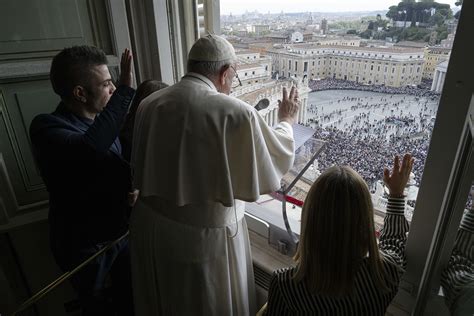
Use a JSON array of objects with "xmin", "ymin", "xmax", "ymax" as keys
[{"xmin": 383, "ymin": 153, "xmax": 415, "ymax": 197}]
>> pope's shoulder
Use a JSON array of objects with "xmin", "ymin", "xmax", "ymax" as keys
[
  {"xmin": 143, "ymin": 81, "xmax": 256, "ymax": 117},
  {"xmin": 210, "ymin": 92, "xmax": 255, "ymax": 112}
]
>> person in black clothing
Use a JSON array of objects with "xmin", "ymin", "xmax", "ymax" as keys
[
  {"xmin": 120, "ymin": 80, "xmax": 168, "ymax": 162},
  {"xmin": 29, "ymin": 46, "xmax": 135, "ymax": 315}
]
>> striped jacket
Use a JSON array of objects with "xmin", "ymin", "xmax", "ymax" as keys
[
  {"xmin": 265, "ymin": 197, "xmax": 408, "ymax": 315},
  {"xmin": 440, "ymin": 208, "xmax": 473, "ymax": 315}
]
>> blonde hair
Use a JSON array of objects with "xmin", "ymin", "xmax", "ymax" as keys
[{"xmin": 293, "ymin": 165, "xmax": 388, "ymax": 296}]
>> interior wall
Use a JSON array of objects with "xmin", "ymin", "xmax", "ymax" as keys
[{"xmin": 0, "ymin": 1, "xmax": 131, "ymax": 314}]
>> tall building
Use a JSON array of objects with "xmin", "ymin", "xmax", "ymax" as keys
[
  {"xmin": 321, "ymin": 18, "xmax": 328, "ymax": 35},
  {"xmin": 253, "ymin": 24, "xmax": 270, "ymax": 36}
]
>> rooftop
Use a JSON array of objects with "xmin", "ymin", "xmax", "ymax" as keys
[
  {"xmin": 290, "ymin": 44, "xmax": 424, "ymax": 53},
  {"xmin": 236, "ymin": 49, "xmax": 257, "ymax": 55},
  {"xmin": 237, "ymin": 62, "xmax": 264, "ymax": 70},
  {"xmin": 427, "ymin": 46, "xmax": 452, "ymax": 53},
  {"xmin": 395, "ymin": 41, "xmax": 428, "ymax": 48},
  {"xmin": 237, "ymin": 80, "xmax": 283, "ymax": 105},
  {"xmin": 270, "ymin": 44, "xmax": 424, "ymax": 55}
]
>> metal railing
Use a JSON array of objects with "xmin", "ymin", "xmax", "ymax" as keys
[{"xmin": 8, "ymin": 231, "xmax": 130, "ymax": 316}]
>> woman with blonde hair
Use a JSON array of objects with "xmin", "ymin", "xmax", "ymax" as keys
[{"xmin": 265, "ymin": 153, "xmax": 414, "ymax": 315}]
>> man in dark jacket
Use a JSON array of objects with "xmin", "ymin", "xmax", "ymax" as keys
[{"xmin": 30, "ymin": 46, "xmax": 135, "ymax": 315}]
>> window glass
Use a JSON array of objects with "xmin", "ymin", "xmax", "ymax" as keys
[{"xmin": 220, "ymin": 0, "xmax": 460, "ymax": 233}]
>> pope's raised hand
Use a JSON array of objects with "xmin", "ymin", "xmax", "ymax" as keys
[{"xmin": 278, "ymin": 86, "xmax": 300, "ymax": 125}]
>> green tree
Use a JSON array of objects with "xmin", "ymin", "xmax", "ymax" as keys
[
  {"xmin": 359, "ymin": 29, "xmax": 372, "ymax": 39},
  {"xmin": 429, "ymin": 12, "xmax": 445, "ymax": 26},
  {"xmin": 386, "ymin": 1, "xmax": 453, "ymax": 26},
  {"xmin": 386, "ymin": 5, "xmax": 400, "ymax": 20}
]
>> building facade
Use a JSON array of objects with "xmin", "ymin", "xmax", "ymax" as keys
[
  {"xmin": 267, "ymin": 44, "xmax": 424, "ymax": 87},
  {"xmin": 431, "ymin": 59, "xmax": 449, "ymax": 93},
  {"xmin": 314, "ymin": 36, "xmax": 361, "ymax": 47},
  {"xmin": 422, "ymin": 47, "xmax": 451, "ymax": 79},
  {"xmin": 232, "ymin": 50, "xmax": 310, "ymax": 126}
]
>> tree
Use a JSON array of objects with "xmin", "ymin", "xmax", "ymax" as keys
[
  {"xmin": 386, "ymin": 5, "xmax": 400, "ymax": 20},
  {"xmin": 429, "ymin": 12, "xmax": 445, "ymax": 26},
  {"xmin": 386, "ymin": 1, "xmax": 453, "ymax": 26},
  {"xmin": 359, "ymin": 29, "xmax": 372, "ymax": 39}
]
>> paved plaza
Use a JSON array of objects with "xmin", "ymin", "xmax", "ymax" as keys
[{"xmin": 307, "ymin": 89, "xmax": 439, "ymax": 141}]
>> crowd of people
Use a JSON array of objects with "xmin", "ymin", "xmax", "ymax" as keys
[
  {"xmin": 310, "ymin": 125, "xmax": 431, "ymax": 190},
  {"xmin": 301, "ymin": 91, "xmax": 438, "ymax": 190},
  {"xmin": 308, "ymin": 78, "xmax": 440, "ymax": 99}
]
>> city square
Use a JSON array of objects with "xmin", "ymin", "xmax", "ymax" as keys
[{"xmin": 306, "ymin": 88, "xmax": 439, "ymax": 189}]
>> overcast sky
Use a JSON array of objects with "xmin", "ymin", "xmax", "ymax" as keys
[{"xmin": 220, "ymin": 0, "xmax": 458, "ymax": 14}]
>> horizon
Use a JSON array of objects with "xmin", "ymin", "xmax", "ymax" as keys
[{"xmin": 220, "ymin": 0, "xmax": 459, "ymax": 15}]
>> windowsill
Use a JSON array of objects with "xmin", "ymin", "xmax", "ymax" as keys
[{"xmin": 249, "ymin": 229, "xmax": 295, "ymax": 273}]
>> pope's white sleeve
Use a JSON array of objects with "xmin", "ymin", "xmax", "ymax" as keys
[
  {"xmin": 273, "ymin": 121, "xmax": 294, "ymax": 139},
  {"xmin": 252, "ymin": 112, "xmax": 295, "ymax": 181}
]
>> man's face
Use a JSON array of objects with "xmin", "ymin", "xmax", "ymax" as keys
[
  {"xmin": 84, "ymin": 64, "xmax": 116, "ymax": 115},
  {"xmin": 220, "ymin": 64, "xmax": 237, "ymax": 95}
]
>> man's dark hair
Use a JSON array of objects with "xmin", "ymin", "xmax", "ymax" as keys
[{"xmin": 50, "ymin": 45, "xmax": 108, "ymax": 100}]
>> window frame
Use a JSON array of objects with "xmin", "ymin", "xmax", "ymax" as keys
[{"xmin": 155, "ymin": 1, "xmax": 474, "ymax": 313}]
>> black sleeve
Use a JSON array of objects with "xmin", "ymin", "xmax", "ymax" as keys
[
  {"xmin": 83, "ymin": 85, "xmax": 135, "ymax": 152},
  {"xmin": 31, "ymin": 85, "xmax": 135, "ymax": 156}
]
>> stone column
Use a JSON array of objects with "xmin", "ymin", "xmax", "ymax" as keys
[
  {"xmin": 431, "ymin": 70, "xmax": 439, "ymax": 91},
  {"xmin": 440, "ymin": 72, "xmax": 446, "ymax": 92},
  {"xmin": 302, "ymin": 99, "xmax": 307, "ymax": 124},
  {"xmin": 436, "ymin": 71, "xmax": 445, "ymax": 92}
]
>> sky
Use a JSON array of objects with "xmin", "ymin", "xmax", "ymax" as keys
[{"xmin": 220, "ymin": 0, "xmax": 459, "ymax": 15}]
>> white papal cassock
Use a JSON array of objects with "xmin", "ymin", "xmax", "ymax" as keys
[{"xmin": 130, "ymin": 72, "xmax": 295, "ymax": 315}]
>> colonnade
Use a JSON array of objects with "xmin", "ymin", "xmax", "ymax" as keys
[
  {"xmin": 262, "ymin": 98, "xmax": 308, "ymax": 126},
  {"xmin": 431, "ymin": 68, "xmax": 447, "ymax": 93}
]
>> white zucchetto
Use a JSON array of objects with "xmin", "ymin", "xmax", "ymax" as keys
[{"xmin": 188, "ymin": 34, "xmax": 237, "ymax": 62}]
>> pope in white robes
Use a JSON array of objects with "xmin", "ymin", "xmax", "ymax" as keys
[{"xmin": 130, "ymin": 34, "xmax": 299, "ymax": 316}]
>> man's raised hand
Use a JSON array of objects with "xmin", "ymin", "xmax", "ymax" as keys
[{"xmin": 119, "ymin": 48, "xmax": 133, "ymax": 87}]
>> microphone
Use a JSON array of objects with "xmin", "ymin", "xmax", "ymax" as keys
[{"xmin": 255, "ymin": 98, "xmax": 270, "ymax": 111}]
